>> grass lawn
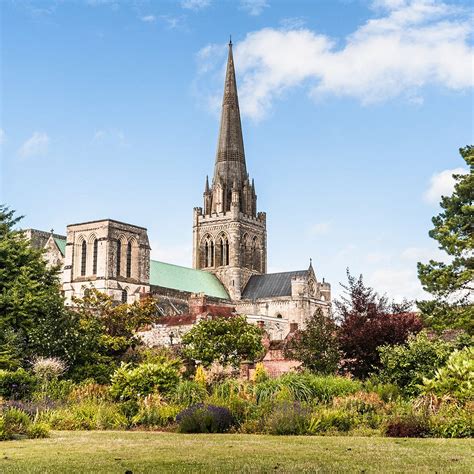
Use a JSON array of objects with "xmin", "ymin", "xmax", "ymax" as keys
[{"xmin": 0, "ymin": 431, "xmax": 472, "ymax": 473}]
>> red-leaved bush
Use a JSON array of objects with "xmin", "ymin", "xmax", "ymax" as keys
[{"xmin": 336, "ymin": 271, "xmax": 423, "ymax": 378}]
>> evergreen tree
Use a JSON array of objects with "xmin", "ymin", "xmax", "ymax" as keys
[
  {"xmin": 0, "ymin": 206, "xmax": 71, "ymax": 365},
  {"xmin": 417, "ymin": 146, "xmax": 473, "ymax": 334}
]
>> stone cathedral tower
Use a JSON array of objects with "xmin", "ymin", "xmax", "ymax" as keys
[{"xmin": 193, "ymin": 40, "xmax": 267, "ymax": 300}]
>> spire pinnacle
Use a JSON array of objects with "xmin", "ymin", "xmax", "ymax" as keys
[{"xmin": 213, "ymin": 39, "xmax": 247, "ymax": 190}]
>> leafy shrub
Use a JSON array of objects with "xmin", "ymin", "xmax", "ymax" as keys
[
  {"xmin": 0, "ymin": 407, "xmax": 31, "ymax": 440},
  {"xmin": 110, "ymin": 361, "xmax": 180, "ymax": 401},
  {"xmin": 429, "ymin": 404, "xmax": 474, "ymax": 438},
  {"xmin": 264, "ymin": 402, "xmax": 310, "ymax": 435},
  {"xmin": 172, "ymin": 380, "xmax": 207, "ymax": 406},
  {"xmin": 422, "ymin": 347, "xmax": 474, "ymax": 402},
  {"xmin": 378, "ymin": 332, "xmax": 453, "ymax": 397},
  {"xmin": 132, "ymin": 394, "xmax": 181, "ymax": 428},
  {"xmin": 384, "ymin": 412, "xmax": 430, "ymax": 438},
  {"xmin": 41, "ymin": 401, "xmax": 128, "ymax": 430},
  {"xmin": 26, "ymin": 422, "xmax": 50, "ymax": 439},
  {"xmin": 176, "ymin": 404, "xmax": 234, "ymax": 433},
  {"xmin": 0, "ymin": 369, "xmax": 37, "ymax": 400},
  {"xmin": 308, "ymin": 408, "xmax": 354, "ymax": 433},
  {"xmin": 364, "ymin": 379, "xmax": 402, "ymax": 402}
]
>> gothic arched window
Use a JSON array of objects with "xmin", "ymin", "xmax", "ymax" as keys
[
  {"xmin": 210, "ymin": 241, "xmax": 215, "ymax": 267},
  {"xmin": 205, "ymin": 241, "xmax": 209, "ymax": 267},
  {"xmin": 80, "ymin": 240, "xmax": 87, "ymax": 276},
  {"xmin": 219, "ymin": 235, "xmax": 230, "ymax": 266},
  {"xmin": 92, "ymin": 239, "xmax": 98, "ymax": 275},
  {"xmin": 126, "ymin": 242, "xmax": 132, "ymax": 278},
  {"xmin": 121, "ymin": 289, "xmax": 128, "ymax": 304},
  {"xmin": 116, "ymin": 240, "xmax": 121, "ymax": 276}
]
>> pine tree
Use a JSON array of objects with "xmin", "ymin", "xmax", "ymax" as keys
[{"xmin": 417, "ymin": 146, "xmax": 474, "ymax": 334}]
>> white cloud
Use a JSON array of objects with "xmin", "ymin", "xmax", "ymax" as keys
[
  {"xmin": 423, "ymin": 167, "xmax": 468, "ymax": 204},
  {"xmin": 198, "ymin": 0, "xmax": 473, "ymax": 120},
  {"xmin": 18, "ymin": 132, "xmax": 50, "ymax": 158},
  {"xmin": 240, "ymin": 0, "xmax": 269, "ymax": 16},
  {"xmin": 140, "ymin": 15, "xmax": 156, "ymax": 23},
  {"xmin": 367, "ymin": 267, "xmax": 425, "ymax": 301},
  {"xmin": 0, "ymin": 129, "xmax": 5, "ymax": 145},
  {"xmin": 308, "ymin": 221, "xmax": 331, "ymax": 236},
  {"xmin": 181, "ymin": 0, "xmax": 211, "ymax": 11}
]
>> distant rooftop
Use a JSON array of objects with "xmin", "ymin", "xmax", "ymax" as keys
[{"xmin": 242, "ymin": 270, "xmax": 308, "ymax": 300}]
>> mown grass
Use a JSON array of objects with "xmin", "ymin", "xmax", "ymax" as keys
[{"xmin": 0, "ymin": 431, "xmax": 472, "ymax": 473}]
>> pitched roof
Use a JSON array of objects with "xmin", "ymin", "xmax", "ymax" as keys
[
  {"xmin": 242, "ymin": 270, "xmax": 308, "ymax": 300},
  {"xmin": 54, "ymin": 237, "xmax": 66, "ymax": 257},
  {"xmin": 150, "ymin": 260, "xmax": 229, "ymax": 299}
]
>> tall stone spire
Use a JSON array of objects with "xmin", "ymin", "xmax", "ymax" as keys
[{"xmin": 213, "ymin": 39, "xmax": 247, "ymax": 191}]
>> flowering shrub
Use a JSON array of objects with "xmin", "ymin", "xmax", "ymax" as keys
[
  {"xmin": 194, "ymin": 366, "xmax": 207, "ymax": 386},
  {"xmin": 176, "ymin": 404, "xmax": 234, "ymax": 433}
]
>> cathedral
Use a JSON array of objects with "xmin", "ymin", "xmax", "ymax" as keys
[{"xmin": 26, "ymin": 41, "xmax": 331, "ymax": 341}]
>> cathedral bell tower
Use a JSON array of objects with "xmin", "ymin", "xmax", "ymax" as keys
[{"xmin": 193, "ymin": 39, "xmax": 267, "ymax": 300}]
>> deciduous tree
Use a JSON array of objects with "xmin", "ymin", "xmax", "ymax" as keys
[
  {"xmin": 336, "ymin": 270, "xmax": 422, "ymax": 378},
  {"xmin": 284, "ymin": 309, "xmax": 339, "ymax": 374},
  {"xmin": 181, "ymin": 316, "xmax": 264, "ymax": 368}
]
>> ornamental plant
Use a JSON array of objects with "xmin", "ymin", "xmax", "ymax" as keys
[
  {"xmin": 422, "ymin": 346, "xmax": 474, "ymax": 402},
  {"xmin": 110, "ymin": 361, "xmax": 180, "ymax": 401}
]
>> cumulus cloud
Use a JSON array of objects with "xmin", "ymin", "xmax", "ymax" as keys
[
  {"xmin": 18, "ymin": 132, "xmax": 50, "ymax": 158},
  {"xmin": 423, "ymin": 167, "xmax": 468, "ymax": 204},
  {"xmin": 198, "ymin": 0, "xmax": 473, "ymax": 119},
  {"xmin": 240, "ymin": 0, "xmax": 269, "ymax": 16},
  {"xmin": 181, "ymin": 0, "xmax": 211, "ymax": 11}
]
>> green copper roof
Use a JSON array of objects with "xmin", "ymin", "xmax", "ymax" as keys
[
  {"xmin": 54, "ymin": 238, "xmax": 66, "ymax": 257},
  {"xmin": 150, "ymin": 260, "xmax": 229, "ymax": 299}
]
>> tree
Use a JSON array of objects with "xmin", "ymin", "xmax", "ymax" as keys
[
  {"xmin": 284, "ymin": 309, "xmax": 339, "ymax": 374},
  {"xmin": 417, "ymin": 145, "xmax": 474, "ymax": 334},
  {"xmin": 336, "ymin": 270, "xmax": 422, "ymax": 378},
  {"xmin": 181, "ymin": 316, "xmax": 265, "ymax": 368},
  {"xmin": 68, "ymin": 288, "xmax": 158, "ymax": 382},
  {"xmin": 0, "ymin": 206, "xmax": 75, "ymax": 366}
]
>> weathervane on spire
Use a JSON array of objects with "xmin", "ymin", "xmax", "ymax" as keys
[{"xmin": 229, "ymin": 34, "xmax": 232, "ymax": 46}]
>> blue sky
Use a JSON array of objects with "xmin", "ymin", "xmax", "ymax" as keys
[{"xmin": 1, "ymin": 0, "xmax": 473, "ymax": 301}]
